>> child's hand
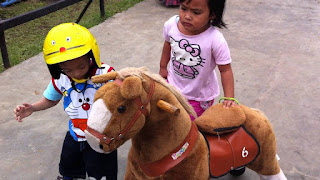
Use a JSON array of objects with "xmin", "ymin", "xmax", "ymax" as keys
[
  {"xmin": 222, "ymin": 99, "xmax": 238, "ymax": 108},
  {"xmin": 219, "ymin": 97, "xmax": 239, "ymax": 109},
  {"xmin": 14, "ymin": 103, "xmax": 34, "ymax": 122}
]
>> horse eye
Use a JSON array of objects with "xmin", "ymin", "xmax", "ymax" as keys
[{"xmin": 117, "ymin": 106, "xmax": 126, "ymax": 113}]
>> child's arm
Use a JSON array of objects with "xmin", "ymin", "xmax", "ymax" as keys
[
  {"xmin": 14, "ymin": 97, "xmax": 60, "ymax": 122},
  {"xmin": 159, "ymin": 41, "xmax": 171, "ymax": 79},
  {"xmin": 218, "ymin": 64, "xmax": 237, "ymax": 108}
]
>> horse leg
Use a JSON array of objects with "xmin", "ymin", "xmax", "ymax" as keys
[{"xmin": 241, "ymin": 106, "xmax": 287, "ymax": 180}]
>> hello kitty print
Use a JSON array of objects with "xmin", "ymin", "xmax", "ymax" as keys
[{"xmin": 170, "ymin": 37, "xmax": 205, "ymax": 79}]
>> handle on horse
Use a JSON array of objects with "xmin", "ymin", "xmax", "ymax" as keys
[
  {"xmin": 157, "ymin": 100, "xmax": 180, "ymax": 116},
  {"xmin": 218, "ymin": 97, "xmax": 240, "ymax": 105}
]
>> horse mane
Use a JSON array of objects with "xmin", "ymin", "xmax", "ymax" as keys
[{"xmin": 117, "ymin": 67, "xmax": 197, "ymax": 118}]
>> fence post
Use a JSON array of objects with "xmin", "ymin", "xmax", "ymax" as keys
[
  {"xmin": 100, "ymin": 0, "xmax": 105, "ymax": 17},
  {"xmin": 0, "ymin": 27, "xmax": 10, "ymax": 69}
]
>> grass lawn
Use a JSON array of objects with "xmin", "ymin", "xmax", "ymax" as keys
[{"xmin": 0, "ymin": 0, "xmax": 144, "ymax": 72}]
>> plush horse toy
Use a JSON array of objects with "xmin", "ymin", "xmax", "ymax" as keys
[{"xmin": 85, "ymin": 67, "xmax": 287, "ymax": 180}]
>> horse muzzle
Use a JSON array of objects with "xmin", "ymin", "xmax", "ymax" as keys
[
  {"xmin": 85, "ymin": 128, "xmax": 111, "ymax": 153},
  {"xmin": 85, "ymin": 98, "xmax": 113, "ymax": 153}
]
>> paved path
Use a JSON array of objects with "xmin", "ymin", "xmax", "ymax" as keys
[{"xmin": 0, "ymin": 0, "xmax": 319, "ymax": 179}]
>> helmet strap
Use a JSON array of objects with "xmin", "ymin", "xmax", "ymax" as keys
[
  {"xmin": 71, "ymin": 80, "xmax": 88, "ymax": 93},
  {"xmin": 72, "ymin": 77, "xmax": 88, "ymax": 83}
]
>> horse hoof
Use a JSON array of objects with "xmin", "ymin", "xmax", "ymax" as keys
[{"xmin": 230, "ymin": 167, "xmax": 246, "ymax": 176}]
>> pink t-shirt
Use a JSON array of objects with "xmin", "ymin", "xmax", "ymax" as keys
[{"xmin": 163, "ymin": 15, "xmax": 232, "ymax": 101}]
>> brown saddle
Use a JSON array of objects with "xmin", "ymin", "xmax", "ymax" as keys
[{"xmin": 202, "ymin": 126, "xmax": 260, "ymax": 178}]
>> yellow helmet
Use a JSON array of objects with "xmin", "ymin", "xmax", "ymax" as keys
[{"xmin": 43, "ymin": 23, "xmax": 101, "ymax": 79}]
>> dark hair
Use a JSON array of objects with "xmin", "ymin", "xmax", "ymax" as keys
[{"xmin": 180, "ymin": 0, "xmax": 227, "ymax": 28}]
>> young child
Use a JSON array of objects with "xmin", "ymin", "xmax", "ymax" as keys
[
  {"xmin": 14, "ymin": 23, "xmax": 118, "ymax": 180},
  {"xmin": 159, "ymin": 0, "xmax": 237, "ymax": 120}
]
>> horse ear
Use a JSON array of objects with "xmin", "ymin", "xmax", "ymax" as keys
[
  {"xmin": 121, "ymin": 76, "xmax": 142, "ymax": 99},
  {"xmin": 92, "ymin": 71, "xmax": 118, "ymax": 83}
]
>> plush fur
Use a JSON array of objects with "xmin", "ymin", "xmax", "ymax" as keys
[
  {"xmin": 85, "ymin": 67, "xmax": 287, "ymax": 180},
  {"xmin": 194, "ymin": 103, "xmax": 246, "ymax": 134}
]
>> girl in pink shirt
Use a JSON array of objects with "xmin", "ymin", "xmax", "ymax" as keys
[{"xmin": 159, "ymin": 0, "xmax": 237, "ymax": 120}]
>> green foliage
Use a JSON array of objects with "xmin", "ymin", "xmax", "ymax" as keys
[{"xmin": 0, "ymin": 0, "xmax": 144, "ymax": 72}]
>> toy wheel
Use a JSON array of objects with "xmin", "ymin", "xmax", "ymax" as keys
[{"xmin": 229, "ymin": 167, "xmax": 246, "ymax": 176}]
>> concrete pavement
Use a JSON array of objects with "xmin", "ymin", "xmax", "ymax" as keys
[{"xmin": 0, "ymin": 0, "xmax": 319, "ymax": 179}]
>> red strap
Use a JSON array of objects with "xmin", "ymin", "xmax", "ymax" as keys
[
  {"xmin": 51, "ymin": 78, "xmax": 63, "ymax": 95},
  {"xmin": 138, "ymin": 122, "xmax": 199, "ymax": 177},
  {"xmin": 116, "ymin": 110, "xmax": 142, "ymax": 140},
  {"xmin": 116, "ymin": 80, "xmax": 155, "ymax": 139},
  {"xmin": 86, "ymin": 126, "xmax": 113, "ymax": 144},
  {"xmin": 107, "ymin": 67, "xmax": 114, "ymax": 72}
]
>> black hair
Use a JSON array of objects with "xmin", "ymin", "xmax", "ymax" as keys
[
  {"xmin": 47, "ymin": 63, "xmax": 61, "ymax": 79},
  {"xmin": 180, "ymin": 0, "xmax": 227, "ymax": 28},
  {"xmin": 47, "ymin": 50, "xmax": 98, "ymax": 79}
]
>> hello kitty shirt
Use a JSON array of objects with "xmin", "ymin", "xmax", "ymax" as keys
[
  {"xmin": 43, "ymin": 64, "xmax": 114, "ymax": 142},
  {"xmin": 163, "ymin": 15, "xmax": 232, "ymax": 101}
]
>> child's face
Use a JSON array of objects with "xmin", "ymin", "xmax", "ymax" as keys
[
  {"xmin": 58, "ymin": 55, "xmax": 90, "ymax": 80},
  {"xmin": 178, "ymin": 0, "xmax": 214, "ymax": 35}
]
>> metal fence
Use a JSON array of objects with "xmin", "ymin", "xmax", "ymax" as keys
[{"xmin": 0, "ymin": 0, "xmax": 105, "ymax": 69}]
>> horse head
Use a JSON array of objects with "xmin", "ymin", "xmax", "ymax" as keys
[
  {"xmin": 85, "ymin": 67, "xmax": 195, "ymax": 154},
  {"xmin": 85, "ymin": 70, "xmax": 153, "ymax": 153}
]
